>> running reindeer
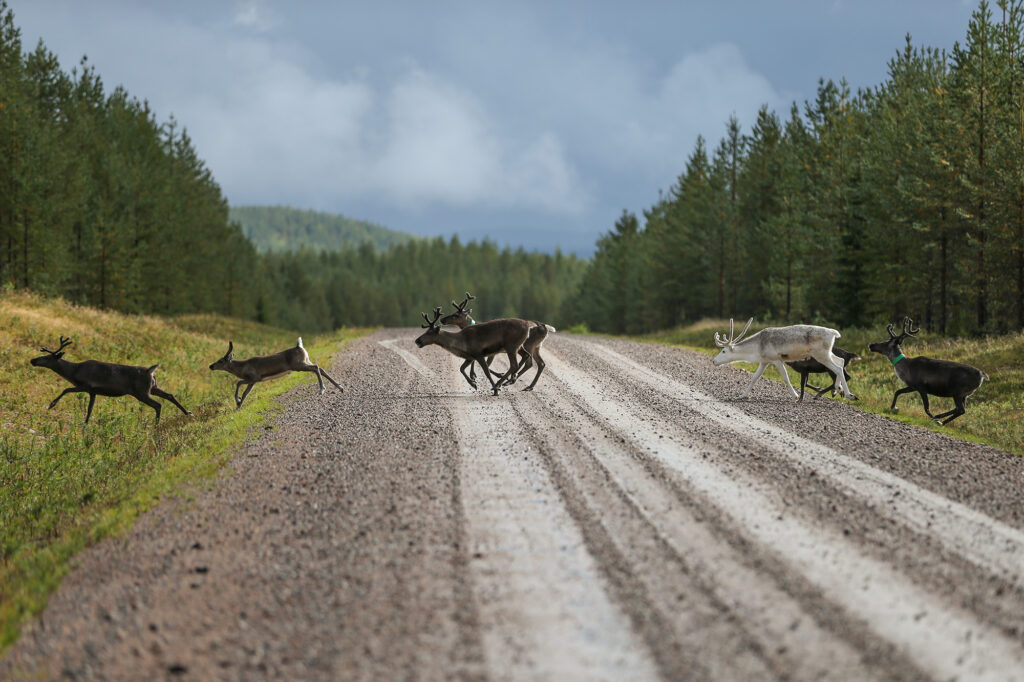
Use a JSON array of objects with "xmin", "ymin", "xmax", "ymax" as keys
[
  {"xmin": 30, "ymin": 336, "xmax": 193, "ymax": 424},
  {"xmin": 712, "ymin": 318, "xmax": 856, "ymax": 400},
  {"xmin": 440, "ymin": 292, "xmax": 556, "ymax": 391},
  {"xmin": 868, "ymin": 317, "xmax": 987, "ymax": 425},
  {"xmin": 786, "ymin": 347, "xmax": 861, "ymax": 401},
  {"xmin": 415, "ymin": 306, "xmax": 534, "ymax": 395},
  {"xmin": 209, "ymin": 337, "xmax": 343, "ymax": 409}
]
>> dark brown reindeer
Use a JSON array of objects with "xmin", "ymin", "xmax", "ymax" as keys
[
  {"xmin": 415, "ymin": 306, "xmax": 532, "ymax": 395},
  {"xmin": 786, "ymin": 348, "xmax": 861, "ymax": 401},
  {"xmin": 209, "ymin": 337, "xmax": 342, "ymax": 409},
  {"xmin": 868, "ymin": 318, "xmax": 988, "ymax": 425},
  {"xmin": 439, "ymin": 292, "xmax": 556, "ymax": 391},
  {"xmin": 30, "ymin": 336, "xmax": 193, "ymax": 424}
]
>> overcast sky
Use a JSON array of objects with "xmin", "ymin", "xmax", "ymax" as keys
[{"xmin": 9, "ymin": 1, "xmax": 976, "ymax": 254}]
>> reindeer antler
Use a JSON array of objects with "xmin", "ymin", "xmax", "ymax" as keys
[
  {"xmin": 421, "ymin": 306, "xmax": 443, "ymax": 329},
  {"xmin": 451, "ymin": 291, "xmax": 475, "ymax": 313},
  {"xmin": 902, "ymin": 317, "xmax": 920, "ymax": 337},
  {"xmin": 714, "ymin": 317, "xmax": 754, "ymax": 347},
  {"xmin": 39, "ymin": 336, "xmax": 73, "ymax": 355},
  {"xmin": 886, "ymin": 323, "xmax": 897, "ymax": 339}
]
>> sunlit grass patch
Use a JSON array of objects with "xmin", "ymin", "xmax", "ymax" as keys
[
  {"xmin": 640, "ymin": 320, "xmax": 1024, "ymax": 457},
  {"xmin": 0, "ymin": 290, "xmax": 369, "ymax": 650}
]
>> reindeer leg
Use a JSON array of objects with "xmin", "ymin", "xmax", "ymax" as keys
[
  {"xmin": 151, "ymin": 387, "xmax": 193, "ymax": 417},
  {"xmin": 918, "ymin": 392, "xmax": 939, "ymax": 421},
  {"xmin": 234, "ymin": 380, "xmax": 248, "ymax": 407},
  {"xmin": 476, "ymin": 355, "xmax": 501, "ymax": 396},
  {"xmin": 515, "ymin": 348, "xmax": 534, "ymax": 379},
  {"xmin": 237, "ymin": 383, "xmax": 256, "ymax": 409},
  {"xmin": 314, "ymin": 365, "xmax": 344, "ymax": 392},
  {"xmin": 84, "ymin": 393, "xmax": 97, "ymax": 424},
  {"xmin": 796, "ymin": 372, "xmax": 808, "ymax": 401},
  {"xmin": 889, "ymin": 386, "xmax": 916, "ymax": 412},
  {"xmin": 740, "ymin": 363, "xmax": 768, "ymax": 399},
  {"xmin": 773, "ymin": 362, "xmax": 799, "ymax": 400},
  {"xmin": 507, "ymin": 350, "xmax": 531, "ymax": 386},
  {"xmin": 137, "ymin": 394, "xmax": 162, "ymax": 423},
  {"xmin": 459, "ymin": 359, "xmax": 477, "ymax": 389},
  {"xmin": 812, "ymin": 371, "xmax": 836, "ymax": 400},
  {"xmin": 523, "ymin": 350, "xmax": 545, "ymax": 391},
  {"xmin": 49, "ymin": 386, "xmax": 87, "ymax": 410},
  {"xmin": 939, "ymin": 396, "xmax": 968, "ymax": 425},
  {"xmin": 818, "ymin": 352, "xmax": 855, "ymax": 399}
]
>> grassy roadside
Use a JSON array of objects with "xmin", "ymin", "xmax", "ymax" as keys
[
  {"xmin": 0, "ymin": 290, "xmax": 369, "ymax": 650},
  {"xmin": 618, "ymin": 319, "xmax": 1024, "ymax": 458}
]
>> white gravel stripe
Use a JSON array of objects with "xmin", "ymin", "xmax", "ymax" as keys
[
  {"xmin": 519, "ymin": 381, "xmax": 875, "ymax": 680},
  {"xmin": 583, "ymin": 340, "xmax": 1024, "ymax": 590},
  {"xmin": 378, "ymin": 339, "xmax": 435, "ymax": 379},
  {"xmin": 442, "ymin": 354, "xmax": 658, "ymax": 682},
  {"xmin": 547, "ymin": 347, "xmax": 1024, "ymax": 682}
]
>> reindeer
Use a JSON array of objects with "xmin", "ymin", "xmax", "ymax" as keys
[
  {"xmin": 868, "ymin": 317, "xmax": 987, "ymax": 425},
  {"xmin": 209, "ymin": 337, "xmax": 342, "ymax": 409},
  {"xmin": 415, "ymin": 307, "xmax": 532, "ymax": 396},
  {"xmin": 786, "ymin": 347, "xmax": 861, "ymax": 401},
  {"xmin": 440, "ymin": 292, "xmax": 556, "ymax": 391},
  {"xmin": 712, "ymin": 318, "xmax": 855, "ymax": 400},
  {"xmin": 30, "ymin": 336, "xmax": 193, "ymax": 424}
]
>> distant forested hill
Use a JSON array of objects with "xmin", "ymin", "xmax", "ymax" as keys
[{"xmin": 230, "ymin": 205, "xmax": 417, "ymax": 252}]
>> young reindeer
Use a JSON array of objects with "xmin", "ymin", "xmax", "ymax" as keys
[
  {"xmin": 440, "ymin": 292, "xmax": 556, "ymax": 391},
  {"xmin": 30, "ymin": 336, "xmax": 193, "ymax": 424},
  {"xmin": 209, "ymin": 337, "xmax": 342, "ymax": 409},
  {"xmin": 868, "ymin": 317, "xmax": 987, "ymax": 425},
  {"xmin": 712, "ymin": 318, "xmax": 856, "ymax": 400},
  {"xmin": 786, "ymin": 347, "xmax": 861, "ymax": 401},
  {"xmin": 415, "ymin": 306, "xmax": 532, "ymax": 396}
]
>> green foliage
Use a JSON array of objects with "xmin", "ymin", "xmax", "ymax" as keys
[
  {"xmin": 230, "ymin": 205, "xmax": 417, "ymax": 253},
  {"xmin": 0, "ymin": 290, "xmax": 368, "ymax": 650},
  {"xmin": 568, "ymin": 0, "xmax": 1024, "ymax": 339}
]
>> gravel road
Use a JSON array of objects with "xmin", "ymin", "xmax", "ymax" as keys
[{"xmin": 4, "ymin": 330, "xmax": 1024, "ymax": 681}]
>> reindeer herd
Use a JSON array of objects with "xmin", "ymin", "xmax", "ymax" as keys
[{"xmin": 27, "ymin": 291, "xmax": 988, "ymax": 428}]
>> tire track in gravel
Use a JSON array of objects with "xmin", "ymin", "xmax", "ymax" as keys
[
  {"xmin": 578, "ymin": 340, "xmax": 1024, "ymax": 589},
  {"xmin": 540, "ymin": 344, "xmax": 1024, "ymax": 681},
  {"xmin": 425, "ymin": 348, "xmax": 660, "ymax": 681},
  {"xmin": 507, "ymin": 368, "xmax": 883, "ymax": 681}
]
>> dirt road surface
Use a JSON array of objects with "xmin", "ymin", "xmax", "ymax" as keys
[{"xmin": 4, "ymin": 330, "xmax": 1024, "ymax": 681}]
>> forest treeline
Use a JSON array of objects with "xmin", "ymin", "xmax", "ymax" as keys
[
  {"xmin": 0, "ymin": 3, "xmax": 583, "ymax": 332},
  {"xmin": 570, "ymin": 0, "xmax": 1024, "ymax": 337}
]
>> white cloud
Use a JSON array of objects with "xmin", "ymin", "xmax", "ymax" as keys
[{"xmin": 233, "ymin": 0, "xmax": 279, "ymax": 33}]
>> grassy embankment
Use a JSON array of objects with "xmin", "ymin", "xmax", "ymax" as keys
[
  {"xmin": 0, "ymin": 290, "xmax": 367, "ymax": 650},
  {"xmin": 630, "ymin": 319, "xmax": 1024, "ymax": 457}
]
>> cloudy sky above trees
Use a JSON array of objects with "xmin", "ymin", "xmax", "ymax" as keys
[{"xmin": 10, "ymin": 1, "xmax": 975, "ymax": 253}]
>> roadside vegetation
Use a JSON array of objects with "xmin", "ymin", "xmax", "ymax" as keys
[
  {"xmin": 0, "ymin": 290, "xmax": 367, "ymax": 649},
  {"xmin": 638, "ymin": 319, "xmax": 1024, "ymax": 457}
]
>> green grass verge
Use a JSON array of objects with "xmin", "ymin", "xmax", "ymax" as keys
[
  {"xmin": 0, "ymin": 290, "xmax": 370, "ymax": 650},
  {"xmin": 628, "ymin": 319, "xmax": 1024, "ymax": 457}
]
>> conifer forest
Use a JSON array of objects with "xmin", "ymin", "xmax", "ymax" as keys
[{"xmin": 3, "ymin": 1, "xmax": 1024, "ymax": 337}]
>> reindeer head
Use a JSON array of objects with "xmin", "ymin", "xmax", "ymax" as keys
[
  {"xmin": 711, "ymin": 318, "xmax": 754, "ymax": 366},
  {"xmin": 209, "ymin": 341, "xmax": 235, "ymax": 371},
  {"xmin": 439, "ymin": 292, "xmax": 476, "ymax": 329},
  {"xmin": 868, "ymin": 317, "xmax": 919, "ymax": 360},
  {"xmin": 30, "ymin": 336, "xmax": 73, "ymax": 369},
  {"xmin": 415, "ymin": 307, "xmax": 444, "ymax": 348}
]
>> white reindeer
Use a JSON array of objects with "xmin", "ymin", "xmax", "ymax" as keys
[{"xmin": 712, "ymin": 317, "xmax": 856, "ymax": 401}]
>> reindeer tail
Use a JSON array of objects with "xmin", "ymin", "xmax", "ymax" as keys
[
  {"xmin": 147, "ymin": 364, "xmax": 159, "ymax": 374},
  {"xmin": 297, "ymin": 337, "xmax": 304, "ymax": 348}
]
